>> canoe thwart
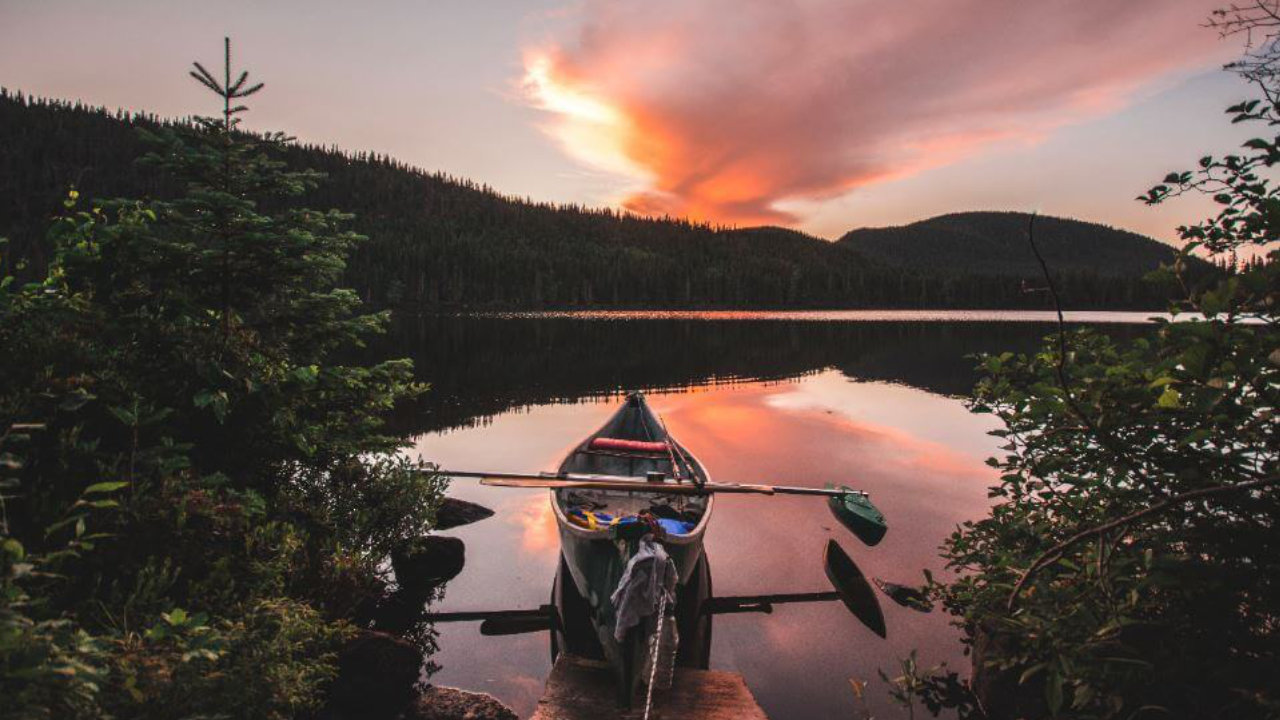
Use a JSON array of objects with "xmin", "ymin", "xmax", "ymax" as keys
[{"xmin": 444, "ymin": 469, "xmax": 871, "ymax": 498}]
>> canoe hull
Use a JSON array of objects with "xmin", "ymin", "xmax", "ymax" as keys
[
  {"xmin": 550, "ymin": 393, "xmax": 713, "ymax": 706},
  {"xmin": 551, "ymin": 542, "xmax": 713, "ymax": 706}
]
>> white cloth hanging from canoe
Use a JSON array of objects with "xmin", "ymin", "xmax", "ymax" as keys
[{"xmin": 610, "ymin": 535, "xmax": 677, "ymax": 642}]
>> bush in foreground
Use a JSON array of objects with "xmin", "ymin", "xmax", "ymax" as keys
[{"xmin": 0, "ymin": 40, "xmax": 442, "ymax": 719}]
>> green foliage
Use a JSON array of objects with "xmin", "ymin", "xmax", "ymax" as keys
[
  {"xmin": 928, "ymin": 38, "xmax": 1280, "ymax": 720},
  {"xmin": 879, "ymin": 651, "xmax": 978, "ymax": 720},
  {"xmin": 109, "ymin": 598, "xmax": 350, "ymax": 720},
  {"xmin": 285, "ymin": 455, "xmax": 447, "ymax": 561},
  {"xmin": 0, "ymin": 41, "xmax": 440, "ymax": 719},
  {"xmin": 1, "ymin": 425, "xmax": 112, "ymax": 720}
]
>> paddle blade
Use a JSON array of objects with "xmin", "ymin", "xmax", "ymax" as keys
[
  {"xmin": 823, "ymin": 539, "xmax": 887, "ymax": 638},
  {"xmin": 827, "ymin": 484, "xmax": 887, "ymax": 546},
  {"xmin": 873, "ymin": 578, "xmax": 933, "ymax": 613}
]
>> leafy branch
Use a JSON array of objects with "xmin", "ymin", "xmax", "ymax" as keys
[{"xmin": 1008, "ymin": 473, "xmax": 1280, "ymax": 611}]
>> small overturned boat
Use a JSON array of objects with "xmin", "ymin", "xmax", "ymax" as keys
[{"xmin": 550, "ymin": 392, "xmax": 713, "ymax": 706}]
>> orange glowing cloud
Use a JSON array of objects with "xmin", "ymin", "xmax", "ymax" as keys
[{"xmin": 522, "ymin": 0, "xmax": 1230, "ymax": 226}]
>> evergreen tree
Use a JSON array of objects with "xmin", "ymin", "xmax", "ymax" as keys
[{"xmin": 0, "ymin": 39, "xmax": 441, "ymax": 719}]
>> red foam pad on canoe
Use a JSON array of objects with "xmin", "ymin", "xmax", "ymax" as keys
[{"xmin": 590, "ymin": 437, "xmax": 669, "ymax": 454}]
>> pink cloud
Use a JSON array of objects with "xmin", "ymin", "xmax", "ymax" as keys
[{"xmin": 523, "ymin": 0, "xmax": 1231, "ymax": 225}]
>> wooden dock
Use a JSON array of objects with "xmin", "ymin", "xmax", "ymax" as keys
[{"xmin": 530, "ymin": 654, "xmax": 769, "ymax": 720}]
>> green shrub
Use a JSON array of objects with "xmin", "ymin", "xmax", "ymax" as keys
[
  {"xmin": 105, "ymin": 599, "xmax": 350, "ymax": 720},
  {"xmin": 0, "ymin": 40, "xmax": 441, "ymax": 719},
  {"xmin": 927, "ymin": 26, "xmax": 1279, "ymax": 720}
]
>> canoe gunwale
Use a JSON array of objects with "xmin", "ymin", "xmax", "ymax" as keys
[
  {"xmin": 552, "ymin": 395, "xmax": 714, "ymax": 548},
  {"xmin": 550, "ymin": 438, "xmax": 715, "ymax": 548}
]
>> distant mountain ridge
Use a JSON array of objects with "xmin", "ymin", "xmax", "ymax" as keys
[
  {"xmin": 838, "ymin": 212, "xmax": 1177, "ymax": 278},
  {"xmin": 0, "ymin": 89, "xmax": 1181, "ymax": 309}
]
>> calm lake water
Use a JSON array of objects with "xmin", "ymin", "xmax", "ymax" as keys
[{"xmin": 386, "ymin": 311, "xmax": 1156, "ymax": 719}]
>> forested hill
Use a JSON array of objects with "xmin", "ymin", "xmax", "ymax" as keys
[
  {"xmin": 1, "ymin": 89, "xmax": 1178, "ymax": 309},
  {"xmin": 838, "ymin": 212, "xmax": 1177, "ymax": 278}
]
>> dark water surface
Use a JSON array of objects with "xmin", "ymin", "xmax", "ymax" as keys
[{"xmin": 387, "ymin": 311, "xmax": 1153, "ymax": 719}]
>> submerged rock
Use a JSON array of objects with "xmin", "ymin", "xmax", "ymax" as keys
[
  {"xmin": 435, "ymin": 497, "xmax": 495, "ymax": 530},
  {"xmin": 392, "ymin": 535, "xmax": 466, "ymax": 590},
  {"xmin": 329, "ymin": 629, "xmax": 421, "ymax": 719},
  {"xmin": 371, "ymin": 582, "xmax": 445, "ymax": 636},
  {"xmin": 406, "ymin": 686, "xmax": 517, "ymax": 720}
]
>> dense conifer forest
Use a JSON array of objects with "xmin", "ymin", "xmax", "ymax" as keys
[{"xmin": 1, "ymin": 89, "xmax": 1184, "ymax": 310}]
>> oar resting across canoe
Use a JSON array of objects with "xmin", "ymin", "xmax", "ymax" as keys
[{"xmin": 439, "ymin": 471, "xmax": 888, "ymax": 546}]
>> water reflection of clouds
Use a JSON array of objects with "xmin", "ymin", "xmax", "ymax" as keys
[
  {"xmin": 417, "ymin": 370, "xmax": 1008, "ymax": 720},
  {"xmin": 763, "ymin": 371, "xmax": 1004, "ymax": 461},
  {"xmin": 429, "ymin": 622, "xmax": 551, "ymax": 717},
  {"xmin": 657, "ymin": 373, "xmax": 999, "ymax": 492},
  {"xmin": 645, "ymin": 372, "xmax": 1000, "ymax": 717},
  {"xmin": 820, "ymin": 413, "xmax": 995, "ymax": 484},
  {"xmin": 513, "ymin": 493, "xmax": 559, "ymax": 556},
  {"xmin": 412, "ymin": 400, "xmax": 619, "ymax": 474}
]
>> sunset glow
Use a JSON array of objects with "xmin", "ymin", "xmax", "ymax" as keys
[
  {"xmin": 522, "ymin": 0, "xmax": 1232, "ymax": 227},
  {"xmin": 522, "ymin": 49, "xmax": 647, "ymax": 183},
  {"xmin": 1, "ymin": 1, "xmax": 1256, "ymax": 241}
]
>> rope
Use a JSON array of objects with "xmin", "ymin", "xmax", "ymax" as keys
[
  {"xmin": 643, "ymin": 589, "xmax": 669, "ymax": 720},
  {"xmin": 656, "ymin": 412, "xmax": 683, "ymax": 482}
]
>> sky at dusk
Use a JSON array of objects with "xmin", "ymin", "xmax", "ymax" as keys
[{"xmin": 0, "ymin": 0, "xmax": 1259, "ymax": 243}]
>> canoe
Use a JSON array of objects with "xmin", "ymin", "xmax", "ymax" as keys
[
  {"xmin": 827, "ymin": 482, "xmax": 887, "ymax": 546},
  {"xmin": 550, "ymin": 392, "xmax": 714, "ymax": 706}
]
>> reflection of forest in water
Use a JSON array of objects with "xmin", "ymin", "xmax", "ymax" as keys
[{"xmin": 380, "ymin": 314, "xmax": 1148, "ymax": 435}]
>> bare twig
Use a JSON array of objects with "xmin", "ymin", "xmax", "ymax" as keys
[
  {"xmin": 1208, "ymin": 2, "xmax": 1280, "ymax": 91},
  {"xmin": 1024, "ymin": 214, "xmax": 1067, "ymax": 361},
  {"xmin": 1007, "ymin": 474, "xmax": 1280, "ymax": 611},
  {"xmin": 1023, "ymin": 214, "xmax": 1154, "ymax": 490}
]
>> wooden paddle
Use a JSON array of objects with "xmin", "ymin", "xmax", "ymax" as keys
[
  {"xmin": 823, "ymin": 539, "xmax": 887, "ymax": 638},
  {"xmin": 423, "ymin": 606, "xmax": 557, "ymax": 636},
  {"xmin": 440, "ymin": 469, "xmax": 870, "ymax": 498},
  {"xmin": 704, "ymin": 540, "xmax": 886, "ymax": 638}
]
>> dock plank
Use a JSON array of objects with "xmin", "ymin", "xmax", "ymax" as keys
[{"xmin": 531, "ymin": 654, "xmax": 769, "ymax": 720}]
